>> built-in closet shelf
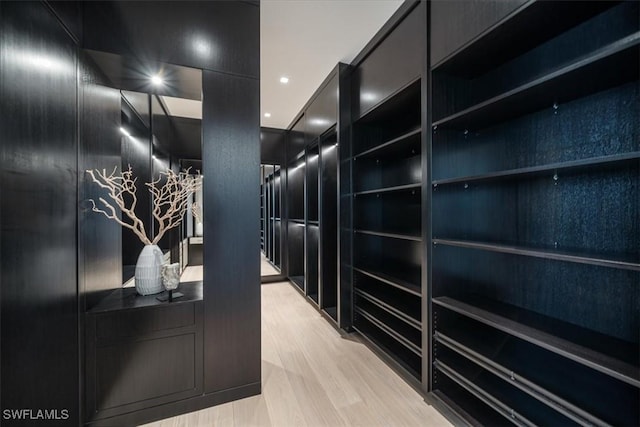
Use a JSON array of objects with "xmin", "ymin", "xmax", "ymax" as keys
[
  {"xmin": 353, "ymin": 267, "xmax": 421, "ymax": 297},
  {"xmin": 355, "ymin": 288, "xmax": 421, "ymax": 329},
  {"xmin": 432, "ymin": 151, "xmax": 640, "ymax": 186},
  {"xmin": 433, "ymin": 296, "xmax": 640, "ymax": 388},
  {"xmin": 434, "ymin": 360, "xmax": 536, "ymax": 427},
  {"xmin": 432, "ymin": 1, "xmax": 617, "ymax": 76},
  {"xmin": 352, "ymin": 321, "xmax": 421, "ymax": 381},
  {"xmin": 308, "ymin": 220, "xmax": 319, "ymax": 226},
  {"xmin": 433, "ymin": 33, "xmax": 640, "ymax": 130},
  {"xmin": 354, "ymin": 229, "xmax": 421, "ymax": 242},
  {"xmin": 290, "ymin": 276, "xmax": 304, "ymax": 290},
  {"xmin": 289, "ymin": 219, "xmax": 305, "ymax": 225},
  {"xmin": 323, "ymin": 307, "xmax": 338, "ymax": 322},
  {"xmin": 355, "ymin": 307, "xmax": 421, "ymax": 356},
  {"xmin": 354, "ymin": 128, "xmax": 421, "ymax": 160},
  {"xmin": 433, "ymin": 238, "xmax": 640, "ymax": 272},
  {"xmin": 434, "ymin": 332, "xmax": 611, "ymax": 427},
  {"xmin": 354, "ymin": 183, "xmax": 421, "ymax": 197}
]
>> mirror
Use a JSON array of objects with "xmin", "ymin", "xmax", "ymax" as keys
[
  {"xmin": 82, "ymin": 49, "xmax": 204, "ymax": 287},
  {"xmin": 261, "ymin": 163, "xmax": 282, "ymax": 277}
]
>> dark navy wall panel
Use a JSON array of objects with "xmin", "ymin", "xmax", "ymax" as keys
[
  {"xmin": 202, "ymin": 70, "xmax": 260, "ymax": 393},
  {"xmin": 0, "ymin": 2, "xmax": 79, "ymax": 424}
]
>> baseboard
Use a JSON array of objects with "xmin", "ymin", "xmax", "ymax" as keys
[{"xmin": 85, "ymin": 382, "xmax": 261, "ymax": 426}]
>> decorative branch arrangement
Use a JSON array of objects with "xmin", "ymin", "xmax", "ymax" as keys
[{"xmin": 87, "ymin": 165, "xmax": 202, "ymax": 245}]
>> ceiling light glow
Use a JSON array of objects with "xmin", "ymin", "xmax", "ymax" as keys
[
  {"xmin": 151, "ymin": 75, "xmax": 163, "ymax": 86},
  {"xmin": 279, "ymin": 76, "xmax": 289, "ymax": 84}
]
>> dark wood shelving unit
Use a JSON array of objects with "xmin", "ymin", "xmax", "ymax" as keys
[
  {"xmin": 287, "ymin": 157, "xmax": 306, "ymax": 292},
  {"xmin": 432, "ymin": 1, "xmax": 616, "ymax": 77},
  {"xmin": 305, "ymin": 144, "xmax": 319, "ymax": 304},
  {"xmin": 319, "ymin": 128, "xmax": 339, "ymax": 322},
  {"xmin": 433, "ymin": 32, "xmax": 640, "ymax": 130},
  {"xmin": 352, "ymin": 78, "xmax": 423, "ymax": 381},
  {"xmin": 283, "ymin": 64, "xmax": 350, "ymax": 330},
  {"xmin": 430, "ymin": 2, "xmax": 640, "ymax": 425}
]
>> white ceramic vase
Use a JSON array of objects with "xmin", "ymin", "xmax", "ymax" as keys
[{"xmin": 135, "ymin": 244, "xmax": 164, "ymax": 295}]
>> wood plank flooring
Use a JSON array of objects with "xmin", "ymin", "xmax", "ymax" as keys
[
  {"xmin": 261, "ymin": 253, "xmax": 280, "ymax": 276},
  {"xmin": 141, "ymin": 279, "xmax": 451, "ymax": 427}
]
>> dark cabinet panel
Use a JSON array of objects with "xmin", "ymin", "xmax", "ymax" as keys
[
  {"xmin": 82, "ymin": 1, "xmax": 259, "ymax": 78},
  {"xmin": 202, "ymin": 70, "xmax": 261, "ymax": 393},
  {"xmin": 353, "ymin": 2, "xmax": 425, "ymax": 119},
  {"xmin": 95, "ymin": 334, "xmax": 198, "ymax": 409},
  {"xmin": 260, "ymin": 127, "xmax": 286, "ymax": 165},
  {"xmin": 79, "ymin": 51, "xmax": 123, "ymax": 310},
  {"xmin": 85, "ymin": 293, "xmax": 203, "ymax": 422},
  {"xmin": 287, "ymin": 115, "xmax": 306, "ymax": 162},
  {"xmin": 430, "ymin": 0, "xmax": 528, "ymax": 66},
  {"xmin": 0, "ymin": 2, "xmax": 79, "ymax": 424},
  {"xmin": 305, "ymin": 74, "xmax": 338, "ymax": 144}
]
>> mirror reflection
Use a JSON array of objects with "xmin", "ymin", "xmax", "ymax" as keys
[
  {"xmin": 261, "ymin": 164, "xmax": 282, "ymax": 276},
  {"xmin": 82, "ymin": 49, "xmax": 203, "ymax": 289}
]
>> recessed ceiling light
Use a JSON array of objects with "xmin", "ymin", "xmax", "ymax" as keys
[
  {"xmin": 279, "ymin": 76, "xmax": 289, "ymax": 84},
  {"xmin": 151, "ymin": 75, "xmax": 163, "ymax": 85},
  {"xmin": 119, "ymin": 127, "xmax": 130, "ymax": 137},
  {"xmin": 264, "ymin": 112, "xmax": 271, "ymax": 118}
]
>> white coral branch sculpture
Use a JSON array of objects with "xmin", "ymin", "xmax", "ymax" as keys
[{"xmin": 86, "ymin": 165, "xmax": 202, "ymax": 245}]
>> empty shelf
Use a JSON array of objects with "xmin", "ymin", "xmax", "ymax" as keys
[
  {"xmin": 432, "ymin": 151, "xmax": 640, "ymax": 186},
  {"xmin": 433, "ymin": 239, "xmax": 640, "ymax": 272},
  {"xmin": 433, "ymin": 33, "xmax": 640, "ymax": 130},
  {"xmin": 432, "ymin": 296, "xmax": 640, "ymax": 387}
]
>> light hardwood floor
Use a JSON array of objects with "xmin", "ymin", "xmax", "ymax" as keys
[
  {"xmin": 142, "ymin": 276, "xmax": 451, "ymax": 427},
  {"xmin": 261, "ymin": 253, "xmax": 280, "ymax": 276}
]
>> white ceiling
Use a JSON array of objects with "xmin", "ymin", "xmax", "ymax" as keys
[
  {"xmin": 162, "ymin": 96, "xmax": 203, "ymax": 119},
  {"xmin": 261, "ymin": 0, "xmax": 403, "ymax": 129},
  {"xmin": 158, "ymin": 1, "xmax": 403, "ymax": 126}
]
